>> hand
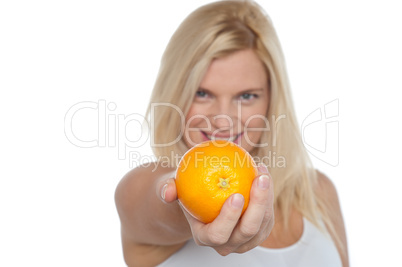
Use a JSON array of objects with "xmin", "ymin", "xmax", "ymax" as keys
[{"xmin": 159, "ymin": 163, "xmax": 274, "ymax": 256}]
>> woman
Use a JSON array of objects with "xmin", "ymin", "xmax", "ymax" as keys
[{"xmin": 115, "ymin": 1, "xmax": 349, "ymax": 266}]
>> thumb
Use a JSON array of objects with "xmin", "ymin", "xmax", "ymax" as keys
[{"xmin": 159, "ymin": 178, "xmax": 177, "ymax": 203}]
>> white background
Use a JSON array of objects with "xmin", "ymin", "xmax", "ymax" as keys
[{"xmin": 1, "ymin": 0, "xmax": 401, "ymax": 266}]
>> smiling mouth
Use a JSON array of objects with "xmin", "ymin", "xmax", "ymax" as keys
[{"xmin": 202, "ymin": 132, "xmax": 242, "ymax": 143}]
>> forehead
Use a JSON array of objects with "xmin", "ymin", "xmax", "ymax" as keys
[{"xmin": 200, "ymin": 49, "xmax": 268, "ymax": 93}]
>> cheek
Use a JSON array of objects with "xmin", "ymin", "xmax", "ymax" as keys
[
  {"xmin": 185, "ymin": 107, "xmax": 197, "ymax": 130},
  {"xmin": 183, "ymin": 105, "xmax": 210, "ymax": 146},
  {"xmin": 185, "ymin": 106, "xmax": 195, "ymax": 123},
  {"xmin": 185, "ymin": 106, "xmax": 206, "ymax": 128},
  {"xmin": 241, "ymin": 104, "xmax": 269, "ymax": 128},
  {"xmin": 241, "ymin": 106, "xmax": 269, "ymax": 140},
  {"xmin": 243, "ymin": 117, "xmax": 268, "ymax": 139},
  {"xmin": 185, "ymin": 103, "xmax": 207, "ymax": 121}
]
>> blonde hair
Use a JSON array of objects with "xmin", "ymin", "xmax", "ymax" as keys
[{"xmin": 146, "ymin": 0, "xmax": 342, "ymax": 252}]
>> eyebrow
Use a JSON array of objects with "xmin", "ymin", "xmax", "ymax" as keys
[{"xmin": 198, "ymin": 87, "xmax": 265, "ymax": 94}]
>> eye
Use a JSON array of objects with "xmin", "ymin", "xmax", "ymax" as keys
[
  {"xmin": 239, "ymin": 93, "xmax": 258, "ymax": 101},
  {"xmin": 195, "ymin": 90, "xmax": 209, "ymax": 99}
]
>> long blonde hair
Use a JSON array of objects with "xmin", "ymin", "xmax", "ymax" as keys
[{"xmin": 146, "ymin": 0, "xmax": 341, "ymax": 251}]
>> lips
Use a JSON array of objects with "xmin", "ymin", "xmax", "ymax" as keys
[{"xmin": 201, "ymin": 131, "xmax": 242, "ymax": 143}]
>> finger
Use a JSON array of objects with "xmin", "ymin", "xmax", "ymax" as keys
[
  {"xmin": 196, "ymin": 193, "xmax": 244, "ymax": 246},
  {"xmin": 159, "ymin": 178, "xmax": 177, "ymax": 203},
  {"xmin": 257, "ymin": 163, "xmax": 268, "ymax": 175},
  {"xmin": 180, "ymin": 201, "xmax": 206, "ymax": 230},
  {"xmin": 235, "ymin": 211, "xmax": 275, "ymax": 253},
  {"xmin": 232, "ymin": 173, "xmax": 272, "ymax": 242}
]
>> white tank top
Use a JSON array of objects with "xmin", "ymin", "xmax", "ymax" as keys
[{"xmin": 157, "ymin": 218, "xmax": 342, "ymax": 267}]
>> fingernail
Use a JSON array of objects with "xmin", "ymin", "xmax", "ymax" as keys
[
  {"xmin": 257, "ymin": 163, "xmax": 268, "ymax": 174},
  {"xmin": 258, "ymin": 175, "xmax": 270, "ymax": 190},
  {"xmin": 231, "ymin": 193, "xmax": 244, "ymax": 209},
  {"xmin": 161, "ymin": 183, "xmax": 168, "ymax": 201}
]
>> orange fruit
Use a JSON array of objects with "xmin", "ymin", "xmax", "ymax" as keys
[{"xmin": 175, "ymin": 140, "xmax": 257, "ymax": 223}]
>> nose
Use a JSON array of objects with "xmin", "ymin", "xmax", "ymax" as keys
[
  {"xmin": 213, "ymin": 114, "xmax": 233, "ymax": 130},
  {"xmin": 211, "ymin": 100, "xmax": 239, "ymax": 131}
]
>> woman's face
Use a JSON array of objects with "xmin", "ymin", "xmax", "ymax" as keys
[{"xmin": 183, "ymin": 49, "xmax": 270, "ymax": 153}]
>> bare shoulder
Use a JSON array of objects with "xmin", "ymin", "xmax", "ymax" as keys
[
  {"xmin": 315, "ymin": 170, "xmax": 339, "ymax": 202},
  {"xmin": 314, "ymin": 170, "xmax": 343, "ymax": 227},
  {"xmin": 314, "ymin": 170, "xmax": 350, "ymax": 267}
]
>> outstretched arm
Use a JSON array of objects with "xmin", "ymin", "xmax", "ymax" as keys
[{"xmin": 115, "ymin": 163, "xmax": 274, "ymax": 266}]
